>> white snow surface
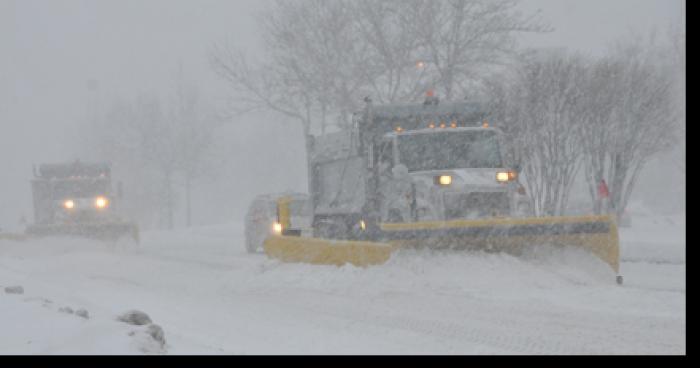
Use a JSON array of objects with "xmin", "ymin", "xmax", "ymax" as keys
[{"xmin": 0, "ymin": 213, "xmax": 685, "ymax": 354}]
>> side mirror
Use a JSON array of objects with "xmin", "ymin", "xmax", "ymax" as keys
[{"xmin": 117, "ymin": 181, "xmax": 123, "ymax": 199}]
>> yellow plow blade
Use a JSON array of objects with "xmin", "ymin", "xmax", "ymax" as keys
[
  {"xmin": 263, "ymin": 235, "xmax": 393, "ymax": 267},
  {"xmin": 24, "ymin": 222, "xmax": 140, "ymax": 243},
  {"xmin": 380, "ymin": 215, "xmax": 620, "ymax": 274},
  {"xmin": 262, "ymin": 209, "xmax": 620, "ymax": 282}
]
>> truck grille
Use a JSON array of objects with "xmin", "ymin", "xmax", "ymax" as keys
[{"xmin": 444, "ymin": 192, "xmax": 510, "ymax": 220}]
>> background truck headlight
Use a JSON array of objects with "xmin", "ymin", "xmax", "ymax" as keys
[
  {"xmin": 63, "ymin": 199, "xmax": 75, "ymax": 209},
  {"xmin": 95, "ymin": 196, "xmax": 109, "ymax": 209}
]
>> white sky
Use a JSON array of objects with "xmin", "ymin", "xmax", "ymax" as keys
[
  {"xmin": 0, "ymin": 0, "xmax": 686, "ymax": 228},
  {"xmin": 519, "ymin": 0, "xmax": 684, "ymax": 55}
]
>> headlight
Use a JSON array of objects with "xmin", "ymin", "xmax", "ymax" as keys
[
  {"xmin": 94, "ymin": 196, "xmax": 109, "ymax": 209},
  {"xmin": 272, "ymin": 222, "xmax": 283, "ymax": 235},
  {"xmin": 496, "ymin": 171, "xmax": 516, "ymax": 182},
  {"xmin": 63, "ymin": 199, "xmax": 75, "ymax": 210},
  {"xmin": 435, "ymin": 175, "xmax": 452, "ymax": 186}
]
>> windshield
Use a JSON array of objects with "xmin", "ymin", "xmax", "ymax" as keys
[
  {"xmin": 51, "ymin": 179, "xmax": 109, "ymax": 199},
  {"xmin": 397, "ymin": 130, "xmax": 502, "ymax": 171}
]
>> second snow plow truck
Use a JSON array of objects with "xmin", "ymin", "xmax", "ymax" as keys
[
  {"xmin": 256, "ymin": 97, "xmax": 622, "ymax": 284},
  {"xmin": 24, "ymin": 161, "xmax": 139, "ymax": 242}
]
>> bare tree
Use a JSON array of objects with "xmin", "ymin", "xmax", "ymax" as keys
[
  {"xmin": 579, "ymin": 37, "xmax": 680, "ymax": 219},
  {"xmin": 211, "ymin": 0, "xmax": 548, "ymax": 131},
  {"xmin": 211, "ymin": 0, "xmax": 365, "ymax": 136},
  {"xmin": 487, "ymin": 51, "xmax": 588, "ymax": 216},
  {"xmin": 85, "ymin": 95, "xmax": 180, "ymax": 229},
  {"xmin": 169, "ymin": 69, "xmax": 220, "ymax": 227},
  {"xmin": 351, "ymin": 0, "xmax": 434, "ymax": 104},
  {"xmin": 81, "ymin": 72, "xmax": 219, "ymax": 229},
  {"xmin": 409, "ymin": 0, "xmax": 550, "ymax": 100}
]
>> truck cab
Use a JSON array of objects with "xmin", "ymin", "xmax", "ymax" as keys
[
  {"xmin": 25, "ymin": 161, "xmax": 138, "ymax": 241},
  {"xmin": 30, "ymin": 162, "xmax": 117, "ymax": 225},
  {"xmin": 375, "ymin": 126, "xmax": 530, "ymax": 222},
  {"xmin": 307, "ymin": 99, "xmax": 532, "ymax": 239}
]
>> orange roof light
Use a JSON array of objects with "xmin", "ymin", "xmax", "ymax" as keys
[
  {"xmin": 428, "ymin": 121, "xmax": 435, "ymax": 129},
  {"xmin": 450, "ymin": 120, "xmax": 457, "ymax": 128},
  {"xmin": 439, "ymin": 122, "xmax": 446, "ymax": 128},
  {"xmin": 395, "ymin": 126, "xmax": 404, "ymax": 132},
  {"xmin": 482, "ymin": 120, "xmax": 489, "ymax": 128}
]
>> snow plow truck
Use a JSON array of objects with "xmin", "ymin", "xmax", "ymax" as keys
[
  {"xmin": 253, "ymin": 97, "xmax": 622, "ymax": 284},
  {"xmin": 24, "ymin": 161, "xmax": 139, "ymax": 242}
]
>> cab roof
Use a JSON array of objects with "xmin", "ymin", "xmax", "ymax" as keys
[{"xmin": 356, "ymin": 101, "xmax": 488, "ymax": 136}]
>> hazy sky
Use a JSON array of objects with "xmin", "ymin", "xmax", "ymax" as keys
[{"xmin": 0, "ymin": 0, "xmax": 685, "ymax": 228}]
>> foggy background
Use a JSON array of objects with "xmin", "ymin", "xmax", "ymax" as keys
[{"xmin": 0, "ymin": 0, "xmax": 685, "ymax": 231}]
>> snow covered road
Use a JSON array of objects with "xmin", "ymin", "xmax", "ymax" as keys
[{"xmin": 0, "ymin": 214, "xmax": 685, "ymax": 354}]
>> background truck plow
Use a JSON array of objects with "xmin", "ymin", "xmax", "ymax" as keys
[
  {"xmin": 25, "ymin": 221, "xmax": 140, "ymax": 243},
  {"xmin": 22, "ymin": 161, "xmax": 140, "ymax": 244}
]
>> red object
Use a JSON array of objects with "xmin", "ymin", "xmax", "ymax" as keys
[
  {"xmin": 598, "ymin": 179, "xmax": 610, "ymax": 198},
  {"xmin": 426, "ymin": 89, "xmax": 434, "ymax": 97}
]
